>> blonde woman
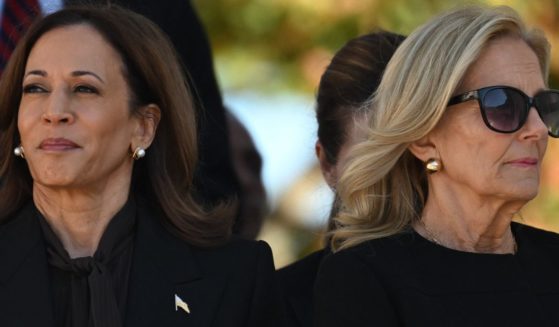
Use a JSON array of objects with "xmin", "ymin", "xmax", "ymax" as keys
[{"xmin": 314, "ymin": 6, "xmax": 559, "ymax": 326}]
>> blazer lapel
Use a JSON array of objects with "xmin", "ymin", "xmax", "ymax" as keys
[
  {"xmin": 125, "ymin": 206, "xmax": 227, "ymax": 327},
  {"xmin": 0, "ymin": 203, "xmax": 54, "ymax": 326}
]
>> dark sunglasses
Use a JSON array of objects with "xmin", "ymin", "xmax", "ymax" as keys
[{"xmin": 448, "ymin": 85, "xmax": 559, "ymax": 138}]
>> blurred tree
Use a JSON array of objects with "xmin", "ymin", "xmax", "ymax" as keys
[{"xmin": 194, "ymin": 0, "xmax": 558, "ymax": 91}]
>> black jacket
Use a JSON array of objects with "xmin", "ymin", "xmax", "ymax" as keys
[
  {"xmin": 0, "ymin": 201, "xmax": 284, "ymax": 326},
  {"xmin": 314, "ymin": 223, "xmax": 559, "ymax": 327},
  {"xmin": 277, "ymin": 249, "xmax": 327, "ymax": 327}
]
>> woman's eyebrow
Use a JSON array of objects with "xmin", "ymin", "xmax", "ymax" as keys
[
  {"xmin": 24, "ymin": 69, "xmax": 46, "ymax": 77},
  {"xmin": 24, "ymin": 69, "xmax": 105, "ymax": 84},
  {"xmin": 23, "ymin": 70, "xmax": 105, "ymax": 84},
  {"xmin": 72, "ymin": 70, "xmax": 105, "ymax": 84}
]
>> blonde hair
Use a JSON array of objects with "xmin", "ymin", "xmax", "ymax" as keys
[{"xmin": 331, "ymin": 5, "xmax": 550, "ymax": 251}]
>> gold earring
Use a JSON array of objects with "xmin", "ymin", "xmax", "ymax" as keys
[
  {"xmin": 425, "ymin": 158, "xmax": 442, "ymax": 173},
  {"xmin": 132, "ymin": 147, "xmax": 146, "ymax": 160},
  {"xmin": 14, "ymin": 145, "xmax": 25, "ymax": 158}
]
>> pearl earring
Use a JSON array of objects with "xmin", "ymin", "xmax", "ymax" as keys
[
  {"xmin": 132, "ymin": 147, "xmax": 146, "ymax": 160},
  {"xmin": 425, "ymin": 158, "xmax": 442, "ymax": 173},
  {"xmin": 14, "ymin": 146, "xmax": 25, "ymax": 158}
]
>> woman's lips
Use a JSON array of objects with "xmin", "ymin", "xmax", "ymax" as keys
[
  {"xmin": 506, "ymin": 157, "xmax": 538, "ymax": 167},
  {"xmin": 39, "ymin": 138, "xmax": 80, "ymax": 151}
]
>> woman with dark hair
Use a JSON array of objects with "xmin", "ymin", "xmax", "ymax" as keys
[
  {"xmin": 277, "ymin": 31, "xmax": 404, "ymax": 327},
  {"xmin": 0, "ymin": 6, "xmax": 282, "ymax": 326}
]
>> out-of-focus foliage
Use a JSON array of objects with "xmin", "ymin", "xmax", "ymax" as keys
[{"xmin": 194, "ymin": 0, "xmax": 559, "ymax": 92}]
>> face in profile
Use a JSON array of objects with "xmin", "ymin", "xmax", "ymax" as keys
[
  {"xmin": 429, "ymin": 35, "xmax": 548, "ymax": 202},
  {"xmin": 18, "ymin": 24, "xmax": 143, "ymax": 190}
]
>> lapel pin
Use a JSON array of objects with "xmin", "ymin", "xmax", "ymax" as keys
[{"xmin": 175, "ymin": 294, "xmax": 191, "ymax": 314}]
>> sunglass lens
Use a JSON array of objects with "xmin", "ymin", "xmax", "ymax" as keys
[
  {"xmin": 536, "ymin": 91, "xmax": 559, "ymax": 138},
  {"xmin": 482, "ymin": 88, "xmax": 524, "ymax": 133}
]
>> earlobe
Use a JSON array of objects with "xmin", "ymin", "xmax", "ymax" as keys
[{"xmin": 316, "ymin": 141, "xmax": 337, "ymax": 188}]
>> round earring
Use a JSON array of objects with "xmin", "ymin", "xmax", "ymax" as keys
[
  {"xmin": 14, "ymin": 146, "xmax": 25, "ymax": 158},
  {"xmin": 132, "ymin": 147, "xmax": 146, "ymax": 160},
  {"xmin": 425, "ymin": 158, "xmax": 442, "ymax": 173}
]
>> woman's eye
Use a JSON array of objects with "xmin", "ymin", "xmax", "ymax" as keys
[
  {"xmin": 22, "ymin": 84, "xmax": 46, "ymax": 93},
  {"xmin": 74, "ymin": 85, "xmax": 98, "ymax": 94}
]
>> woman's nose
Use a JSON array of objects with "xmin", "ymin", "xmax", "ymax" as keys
[
  {"xmin": 41, "ymin": 91, "xmax": 74, "ymax": 124},
  {"xmin": 520, "ymin": 107, "xmax": 548, "ymax": 140}
]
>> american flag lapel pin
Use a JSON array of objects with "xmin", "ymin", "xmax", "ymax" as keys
[{"xmin": 175, "ymin": 294, "xmax": 191, "ymax": 314}]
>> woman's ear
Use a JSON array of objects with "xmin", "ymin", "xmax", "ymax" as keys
[
  {"xmin": 316, "ymin": 140, "xmax": 337, "ymax": 189},
  {"xmin": 133, "ymin": 104, "xmax": 161, "ymax": 149},
  {"xmin": 408, "ymin": 134, "xmax": 437, "ymax": 162}
]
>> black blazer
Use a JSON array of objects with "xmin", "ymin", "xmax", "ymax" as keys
[
  {"xmin": 276, "ymin": 249, "xmax": 326, "ymax": 327},
  {"xmin": 0, "ymin": 202, "xmax": 284, "ymax": 326}
]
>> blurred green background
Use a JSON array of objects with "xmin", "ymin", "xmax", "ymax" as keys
[{"xmin": 193, "ymin": 0, "xmax": 559, "ymax": 267}]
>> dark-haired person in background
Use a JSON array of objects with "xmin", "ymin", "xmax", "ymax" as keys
[
  {"xmin": 0, "ymin": 6, "xmax": 282, "ymax": 326},
  {"xmin": 226, "ymin": 111, "xmax": 268, "ymax": 239},
  {"xmin": 277, "ymin": 31, "xmax": 404, "ymax": 327}
]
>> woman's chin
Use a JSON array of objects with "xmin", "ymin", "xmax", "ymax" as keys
[
  {"xmin": 31, "ymin": 171, "xmax": 84, "ymax": 189},
  {"xmin": 33, "ymin": 178, "xmax": 78, "ymax": 189},
  {"xmin": 501, "ymin": 187, "xmax": 539, "ymax": 203}
]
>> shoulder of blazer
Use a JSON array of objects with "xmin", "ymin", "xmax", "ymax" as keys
[
  {"xmin": 0, "ymin": 202, "xmax": 43, "ymax": 283},
  {"xmin": 133, "ymin": 198, "xmax": 275, "ymax": 281},
  {"xmin": 0, "ymin": 202, "xmax": 54, "ymax": 326},
  {"xmin": 186, "ymin": 237, "xmax": 277, "ymax": 294},
  {"xmin": 193, "ymin": 238, "xmax": 284, "ymax": 327},
  {"xmin": 191, "ymin": 237, "xmax": 273, "ymax": 268},
  {"xmin": 128, "ymin": 201, "xmax": 283, "ymax": 327}
]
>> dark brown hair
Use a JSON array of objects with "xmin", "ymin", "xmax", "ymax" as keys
[
  {"xmin": 0, "ymin": 5, "xmax": 233, "ymax": 247},
  {"xmin": 316, "ymin": 31, "xmax": 405, "ymax": 165},
  {"xmin": 315, "ymin": 31, "xmax": 405, "ymax": 237}
]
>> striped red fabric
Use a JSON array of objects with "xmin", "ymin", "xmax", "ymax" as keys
[{"xmin": 0, "ymin": 0, "xmax": 40, "ymax": 75}]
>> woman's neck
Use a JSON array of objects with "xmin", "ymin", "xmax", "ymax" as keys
[
  {"xmin": 414, "ymin": 186, "xmax": 523, "ymax": 254},
  {"xmin": 33, "ymin": 181, "xmax": 130, "ymax": 258}
]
